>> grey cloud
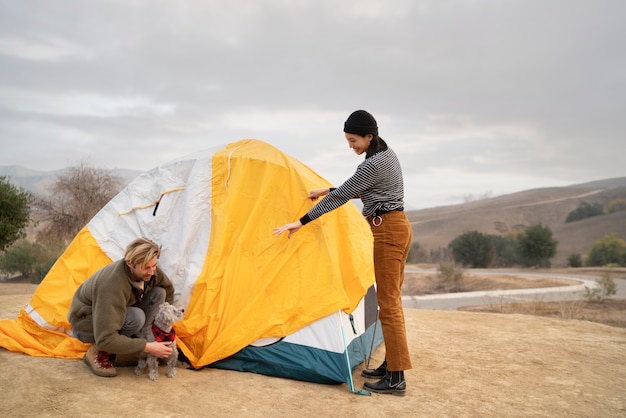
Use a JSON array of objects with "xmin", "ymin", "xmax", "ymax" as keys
[{"xmin": 1, "ymin": 0, "xmax": 625, "ymax": 208}]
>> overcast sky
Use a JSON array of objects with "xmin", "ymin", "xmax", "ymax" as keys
[{"xmin": 1, "ymin": 0, "xmax": 624, "ymax": 209}]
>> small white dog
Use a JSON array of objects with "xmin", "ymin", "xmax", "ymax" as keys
[{"xmin": 134, "ymin": 302, "xmax": 184, "ymax": 381}]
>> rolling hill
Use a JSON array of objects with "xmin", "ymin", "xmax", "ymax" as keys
[
  {"xmin": 0, "ymin": 165, "xmax": 142, "ymax": 196},
  {"xmin": 406, "ymin": 177, "xmax": 626, "ymax": 267}
]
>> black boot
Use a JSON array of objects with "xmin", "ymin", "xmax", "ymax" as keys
[
  {"xmin": 361, "ymin": 359, "xmax": 387, "ymax": 378},
  {"xmin": 363, "ymin": 371, "xmax": 406, "ymax": 396}
]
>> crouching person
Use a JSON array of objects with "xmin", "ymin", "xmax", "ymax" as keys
[{"xmin": 68, "ymin": 237, "xmax": 176, "ymax": 377}]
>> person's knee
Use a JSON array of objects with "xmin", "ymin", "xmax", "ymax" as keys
[
  {"xmin": 72, "ymin": 328, "xmax": 95, "ymax": 343},
  {"xmin": 146, "ymin": 286, "xmax": 166, "ymax": 305},
  {"xmin": 122, "ymin": 307, "xmax": 145, "ymax": 336}
]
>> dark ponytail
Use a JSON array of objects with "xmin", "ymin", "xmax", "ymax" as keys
[{"xmin": 366, "ymin": 135, "xmax": 388, "ymax": 158}]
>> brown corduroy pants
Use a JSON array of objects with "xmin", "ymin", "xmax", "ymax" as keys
[{"xmin": 369, "ymin": 210, "xmax": 413, "ymax": 371}]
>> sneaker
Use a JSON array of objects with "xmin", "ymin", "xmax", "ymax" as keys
[
  {"xmin": 83, "ymin": 345, "xmax": 118, "ymax": 377},
  {"xmin": 361, "ymin": 359, "xmax": 387, "ymax": 378},
  {"xmin": 363, "ymin": 371, "xmax": 406, "ymax": 396}
]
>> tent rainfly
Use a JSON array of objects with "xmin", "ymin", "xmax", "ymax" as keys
[{"xmin": 0, "ymin": 139, "xmax": 382, "ymax": 384}]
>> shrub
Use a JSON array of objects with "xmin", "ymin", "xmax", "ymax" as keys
[
  {"xmin": 516, "ymin": 224, "xmax": 558, "ymax": 268},
  {"xmin": 567, "ymin": 253, "xmax": 583, "ymax": 268},
  {"xmin": 565, "ymin": 201, "xmax": 604, "ymax": 223},
  {"xmin": 586, "ymin": 233, "xmax": 626, "ymax": 267},
  {"xmin": 606, "ymin": 198, "xmax": 626, "ymax": 214},
  {"xmin": 449, "ymin": 231, "xmax": 495, "ymax": 268},
  {"xmin": 0, "ymin": 240, "xmax": 59, "ymax": 283},
  {"xmin": 436, "ymin": 261, "xmax": 464, "ymax": 292},
  {"xmin": 584, "ymin": 270, "xmax": 617, "ymax": 302},
  {"xmin": 490, "ymin": 234, "xmax": 522, "ymax": 267}
]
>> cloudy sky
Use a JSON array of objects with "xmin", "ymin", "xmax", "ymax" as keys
[{"xmin": 1, "ymin": 0, "xmax": 624, "ymax": 209}]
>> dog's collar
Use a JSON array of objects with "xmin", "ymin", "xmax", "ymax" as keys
[{"xmin": 151, "ymin": 322, "xmax": 176, "ymax": 342}]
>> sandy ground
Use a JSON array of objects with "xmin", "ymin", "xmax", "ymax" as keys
[{"xmin": 1, "ymin": 283, "xmax": 625, "ymax": 418}]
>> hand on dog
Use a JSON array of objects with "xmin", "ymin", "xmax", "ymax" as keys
[{"xmin": 144, "ymin": 341, "xmax": 173, "ymax": 359}]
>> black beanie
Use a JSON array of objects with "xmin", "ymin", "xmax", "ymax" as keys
[{"xmin": 344, "ymin": 110, "xmax": 378, "ymax": 136}]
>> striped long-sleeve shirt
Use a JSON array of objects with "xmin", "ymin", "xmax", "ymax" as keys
[{"xmin": 299, "ymin": 146, "xmax": 405, "ymax": 225}]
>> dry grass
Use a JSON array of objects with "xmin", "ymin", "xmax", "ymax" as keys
[
  {"xmin": 461, "ymin": 298, "xmax": 626, "ymax": 329},
  {"xmin": 402, "ymin": 269, "xmax": 575, "ymax": 296},
  {"xmin": 402, "ymin": 265, "xmax": 626, "ymax": 328}
]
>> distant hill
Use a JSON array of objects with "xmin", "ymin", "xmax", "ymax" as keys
[
  {"xmin": 406, "ymin": 177, "xmax": 626, "ymax": 267},
  {"xmin": 0, "ymin": 165, "xmax": 142, "ymax": 196}
]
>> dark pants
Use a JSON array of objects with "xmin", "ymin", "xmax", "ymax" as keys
[
  {"xmin": 369, "ymin": 211, "xmax": 413, "ymax": 371},
  {"xmin": 73, "ymin": 287, "xmax": 167, "ymax": 345}
]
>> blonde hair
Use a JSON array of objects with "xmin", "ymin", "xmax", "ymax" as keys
[{"xmin": 124, "ymin": 238, "xmax": 160, "ymax": 267}]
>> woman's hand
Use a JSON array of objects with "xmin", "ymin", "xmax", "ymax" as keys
[
  {"xmin": 272, "ymin": 221, "xmax": 303, "ymax": 239},
  {"xmin": 307, "ymin": 188, "xmax": 330, "ymax": 201}
]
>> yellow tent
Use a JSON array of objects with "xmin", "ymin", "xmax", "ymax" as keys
[{"xmin": 0, "ymin": 139, "xmax": 377, "ymax": 382}]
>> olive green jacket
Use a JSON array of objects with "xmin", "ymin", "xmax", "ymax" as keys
[{"xmin": 68, "ymin": 259, "xmax": 175, "ymax": 355}]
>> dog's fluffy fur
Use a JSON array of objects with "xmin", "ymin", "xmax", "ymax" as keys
[{"xmin": 134, "ymin": 302, "xmax": 184, "ymax": 381}]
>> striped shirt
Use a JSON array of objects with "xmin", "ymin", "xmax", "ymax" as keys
[{"xmin": 300, "ymin": 146, "xmax": 405, "ymax": 225}]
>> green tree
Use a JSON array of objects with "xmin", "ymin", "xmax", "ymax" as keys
[
  {"xmin": 516, "ymin": 224, "xmax": 558, "ymax": 267},
  {"xmin": 565, "ymin": 201, "xmax": 604, "ymax": 223},
  {"xmin": 490, "ymin": 234, "xmax": 522, "ymax": 267},
  {"xmin": 586, "ymin": 233, "xmax": 626, "ymax": 267},
  {"xmin": 449, "ymin": 230, "xmax": 495, "ymax": 268},
  {"xmin": 0, "ymin": 176, "xmax": 32, "ymax": 251}
]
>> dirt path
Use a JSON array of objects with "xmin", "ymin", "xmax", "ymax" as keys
[{"xmin": 1, "ymin": 283, "xmax": 625, "ymax": 417}]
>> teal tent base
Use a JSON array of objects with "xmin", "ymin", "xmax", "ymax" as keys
[{"xmin": 210, "ymin": 319, "xmax": 383, "ymax": 384}]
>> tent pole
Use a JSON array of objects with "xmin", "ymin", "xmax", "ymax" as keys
[{"xmin": 339, "ymin": 311, "xmax": 371, "ymax": 396}]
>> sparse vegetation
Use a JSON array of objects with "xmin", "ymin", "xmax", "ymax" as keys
[
  {"xmin": 403, "ymin": 266, "xmax": 626, "ymax": 328},
  {"xmin": 466, "ymin": 296, "xmax": 626, "ymax": 328},
  {"xmin": 435, "ymin": 261, "xmax": 465, "ymax": 292},
  {"xmin": 583, "ymin": 269, "xmax": 617, "ymax": 302},
  {"xmin": 556, "ymin": 298, "xmax": 585, "ymax": 320}
]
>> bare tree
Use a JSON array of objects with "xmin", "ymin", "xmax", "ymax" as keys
[{"xmin": 35, "ymin": 162, "xmax": 123, "ymax": 244}]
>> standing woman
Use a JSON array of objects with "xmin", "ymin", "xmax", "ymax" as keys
[{"xmin": 272, "ymin": 110, "xmax": 412, "ymax": 396}]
